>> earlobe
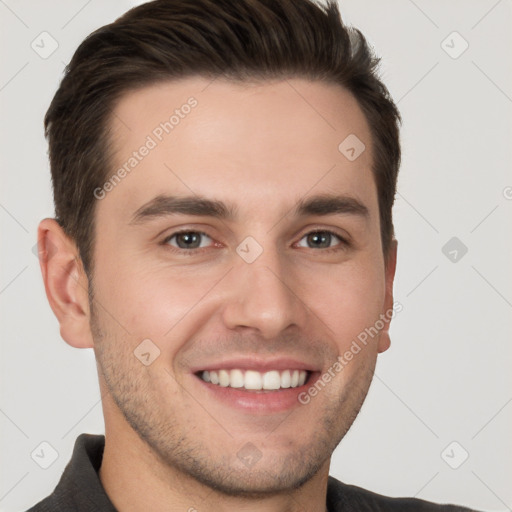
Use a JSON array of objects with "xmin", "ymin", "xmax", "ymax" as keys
[
  {"xmin": 378, "ymin": 239, "xmax": 398, "ymax": 354},
  {"xmin": 37, "ymin": 218, "xmax": 94, "ymax": 349},
  {"xmin": 378, "ymin": 331, "xmax": 391, "ymax": 353}
]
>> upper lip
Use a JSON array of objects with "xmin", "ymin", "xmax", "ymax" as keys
[{"xmin": 190, "ymin": 356, "xmax": 320, "ymax": 373}]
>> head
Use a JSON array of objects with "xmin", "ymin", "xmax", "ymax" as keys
[{"xmin": 39, "ymin": 0, "xmax": 400, "ymax": 498}]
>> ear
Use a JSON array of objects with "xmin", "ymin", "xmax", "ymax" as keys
[
  {"xmin": 377, "ymin": 239, "xmax": 398, "ymax": 354},
  {"xmin": 37, "ymin": 218, "xmax": 94, "ymax": 349}
]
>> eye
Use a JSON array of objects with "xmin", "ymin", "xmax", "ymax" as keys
[
  {"xmin": 163, "ymin": 231, "xmax": 213, "ymax": 250},
  {"xmin": 296, "ymin": 230, "xmax": 345, "ymax": 250}
]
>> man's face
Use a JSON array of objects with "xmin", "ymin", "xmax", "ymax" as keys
[{"xmin": 90, "ymin": 77, "xmax": 395, "ymax": 494}]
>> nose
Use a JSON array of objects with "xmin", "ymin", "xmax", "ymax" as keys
[{"xmin": 221, "ymin": 246, "xmax": 304, "ymax": 340}]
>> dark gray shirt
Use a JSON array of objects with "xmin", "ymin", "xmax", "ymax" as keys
[{"xmin": 27, "ymin": 434, "xmax": 478, "ymax": 511}]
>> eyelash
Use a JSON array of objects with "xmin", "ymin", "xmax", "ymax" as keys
[{"xmin": 160, "ymin": 229, "xmax": 350, "ymax": 255}]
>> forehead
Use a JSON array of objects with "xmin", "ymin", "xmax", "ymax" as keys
[{"xmin": 102, "ymin": 77, "xmax": 376, "ymax": 221}]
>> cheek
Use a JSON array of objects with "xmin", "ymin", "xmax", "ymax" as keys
[
  {"xmin": 93, "ymin": 249, "xmax": 221, "ymax": 343},
  {"xmin": 296, "ymin": 258, "xmax": 385, "ymax": 347}
]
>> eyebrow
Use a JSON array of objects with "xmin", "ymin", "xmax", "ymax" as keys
[
  {"xmin": 130, "ymin": 195, "xmax": 236, "ymax": 224},
  {"xmin": 129, "ymin": 193, "xmax": 369, "ymax": 225},
  {"xmin": 294, "ymin": 194, "xmax": 369, "ymax": 219}
]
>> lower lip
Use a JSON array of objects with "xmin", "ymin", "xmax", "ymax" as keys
[{"xmin": 193, "ymin": 372, "xmax": 319, "ymax": 413}]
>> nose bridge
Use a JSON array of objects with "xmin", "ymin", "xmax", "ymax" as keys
[{"xmin": 221, "ymin": 240, "xmax": 302, "ymax": 338}]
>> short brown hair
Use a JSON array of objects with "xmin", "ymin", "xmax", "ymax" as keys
[{"xmin": 45, "ymin": 0, "xmax": 401, "ymax": 276}]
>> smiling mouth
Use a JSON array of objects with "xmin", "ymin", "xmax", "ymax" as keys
[{"xmin": 196, "ymin": 369, "xmax": 311, "ymax": 391}]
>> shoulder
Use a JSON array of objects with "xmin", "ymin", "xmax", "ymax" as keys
[
  {"xmin": 24, "ymin": 434, "xmax": 115, "ymax": 512},
  {"xmin": 327, "ymin": 476, "xmax": 479, "ymax": 512},
  {"xmin": 24, "ymin": 481, "xmax": 83, "ymax": 512}
]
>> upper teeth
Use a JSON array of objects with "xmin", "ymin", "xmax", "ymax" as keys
[{"xmin": 201, "ymin": 369, "xmax": 308, "ymax": 390}]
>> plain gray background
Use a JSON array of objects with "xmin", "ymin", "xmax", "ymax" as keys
[{"xmin": 1, "ymin": 1, "xmax": 511, "ymax": 511}]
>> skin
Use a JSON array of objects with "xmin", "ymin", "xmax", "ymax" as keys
[{"xmin": 38, "ymin": 77, "xmax": 397, "ymax": 512}]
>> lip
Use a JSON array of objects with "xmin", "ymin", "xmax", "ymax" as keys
[
  {"xmin": 191, "ymin": 368, "xmax": 321, "ymax": 415},
  {"xmin": 189, "ymin": 356, "xmax": 319, "ymax": 374}
]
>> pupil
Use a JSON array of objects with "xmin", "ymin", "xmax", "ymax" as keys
[
  {"xmin": 177, "ymin": 232, "xmax": 200, "ymax": 249},
  {"xmin": 308, "ymin": 232, "xmax": 330, "ymax": 248}
]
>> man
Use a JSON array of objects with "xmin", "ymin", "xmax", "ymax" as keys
[{"xmin": 30, "ymin": 0, "xmax": 477, "ymax": 510}]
